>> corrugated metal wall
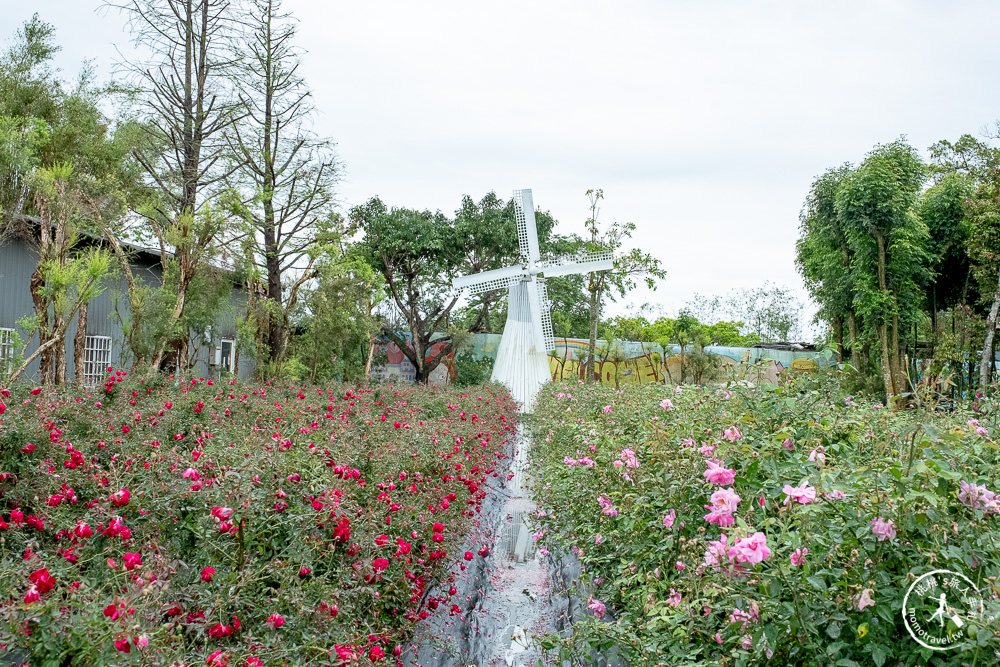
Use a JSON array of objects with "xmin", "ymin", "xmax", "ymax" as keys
[{"xmin": 0, "ymin": 235, "xmax": 255, "ymax": 383}]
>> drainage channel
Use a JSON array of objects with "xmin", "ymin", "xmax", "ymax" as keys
[{"xmin": 405, "ymin": 424, "xmax": 557, "ymax": 667}]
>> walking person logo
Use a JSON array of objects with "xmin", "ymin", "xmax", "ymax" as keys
[{"xmin": 903, "ymin": 569, "xmax": 988, "ymax": 651}]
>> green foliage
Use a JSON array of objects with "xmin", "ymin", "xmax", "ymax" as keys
[
  {"xmin": 0, "ymin": 376, "xmax": 519, "ymax": 664},
  {"xmin": 287, "ymin": 253, "xmax": 383, "ymax": 383},
  {"xmin": 530, "ymin": 374, "xmax": 1000, "ymax": 667},
  {"xmin": 453, "ymin": 351, "xmax": 495, "ymax": 387}
]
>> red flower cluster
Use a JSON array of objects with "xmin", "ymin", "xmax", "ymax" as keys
[{"xmin": 0, "ymin": 372, "xmax": 518, "ymax": 663}]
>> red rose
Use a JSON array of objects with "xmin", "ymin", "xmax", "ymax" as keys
[
  {"xmin": 201, "ymin": 567, "xmax": 215, "ymax": 582},
  {"xmin": 29, "ymin": 568, "xmax": 55, "ymax": 594},
  {"xmin": 110, "ymin": 489, "xmax": 130, "ymax": 507},
  {"xmin": 123, "ymin": 552, "xmax": 142, "ymax": 570}
]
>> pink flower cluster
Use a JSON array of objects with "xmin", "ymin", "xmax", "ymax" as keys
[
  {"xmin": 782, "ymin": 481, "xmax": 816, "ymax": 505},
  {"xmin": 723, "ymin": 426, "xmax": 742, "ymax": 442},
  {"xmin": 564, "ymin": 456, "xmax": 595, "ymax": 467},
  {"xmin": 958, "ymin": 480, "xmax": 1000, "ymax": 514},
  {"xmin": 703, "ymin": 532, "xmax": 770, "ymax": 575},
  {"xmin": 597, "ymin": 495, "xmax": 619, "ymax": 517},
  {"xmin": 704, "ymin": 459, "xmax": 736, "ymax": 485},
  {"xmin": 870, "ymin": 517, "xmax": 896, "ymax": 542},
  {"xmin": 704, "ymin": 488, "xmax": 740, "ymax": 527},
  {"xmin": 616, "ymin": 449, "xmax": 639, "ymax": 469}
]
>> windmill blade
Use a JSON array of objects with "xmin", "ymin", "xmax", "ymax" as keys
[
  {"xmin": 452, "ymin": 265, "xmax": 525, "ymax": 294},
  {"xmin": 537, "ymin": 250, "xmax": 615, "ymax": 277},
  {"xmin": 537, "ymin": 278, "xmax": 555, "ymax": 352},
  {"xmin": 524, "ymin": 275, "xmax": 547, "ymax": 353},
  {"xmin": 513, "ymin": 189, "xmax": 540, "ymax": 262}
]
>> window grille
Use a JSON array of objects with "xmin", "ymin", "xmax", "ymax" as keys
[
  {"xmin": 83, "ymin": 335, "xmax": 112, "ymax": 386},
  {"xmin": 0, "ymin": 328, "xmax": 14, "ymax": 374}
]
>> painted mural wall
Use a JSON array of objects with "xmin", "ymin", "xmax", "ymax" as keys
[{"xmin": 370, "ymin": 334, "xmax": 833, "ymax": 386}]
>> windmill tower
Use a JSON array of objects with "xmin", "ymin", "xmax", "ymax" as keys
[{"xmin": 452, "ymin": 189, "xmax": 614, "ymax": 411}]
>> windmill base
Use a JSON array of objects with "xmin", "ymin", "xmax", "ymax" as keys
[{"xmin": 491, "ymin": 282, "xmax": 552, "ymax": 412}]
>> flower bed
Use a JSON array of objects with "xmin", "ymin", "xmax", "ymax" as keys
[
  {"xmin": 0, "ymin": 372, "xmax": 517, "ymax": 665},
  {"xmin": 530, "ymin": 375, "xmax": 1000, "ymax": 666}
]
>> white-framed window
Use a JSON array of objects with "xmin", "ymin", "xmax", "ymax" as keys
[
  {"xmin": 0, "ymin": 328, "xmax": 14, "ymax": 374},
  {"xmin": 215, "ymin": 338, "xmax": 235, "ymax": 374},
  {"xmin": 83, "ymin": 335, "xmax": 112, "ymax": 386}
]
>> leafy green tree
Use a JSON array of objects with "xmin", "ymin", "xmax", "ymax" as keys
[
  {"xmin": 796, "ymin": 165, "xmax": 858, "ymax": 365},
  {"xmin": 915, "ymin": 173, "xmax": 973, "ymax": 370},
  {"xmin": 352, "ymin": 198, "xmax": 463, "ymax": 383},
  {"xmin": 929, "ymin": 134, "xmax": 1000, "ymax": 390},
  {"xmin": 226, "ymin": 0, "xmax": 339, "ymax": 372},
  {"xmin": 0, "ymin": 16, "xmax": 136, "ymax": 384},
  {"xmin": 725, "ymin": 282, "xmax": 802, "ymax": 343},
  {"xmin": 113, "ymin": 0, "xmax": 243, "ymax": 373},
  {"xmin": 288, "ymin": 253, "xmax": 382, "ymax": 383},
  {"xmin": 10, "ymin": 163, "xmax": 112, "ymax": 384},
  {"xmin": 581, "ymin": 189, "xmax": 666, "ymax": 382},
  {"xmin": 836, "ymin": 140, "xmax": 928, "ymax": 403}
]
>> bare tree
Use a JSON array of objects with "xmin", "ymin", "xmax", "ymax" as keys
[
  {"xmin": 111, "ymin": 0, "xmax": 243, "ymax": 373},
  {"xmin": 226, "ymin": 0, "xmax": 338, "ymax": 372}
]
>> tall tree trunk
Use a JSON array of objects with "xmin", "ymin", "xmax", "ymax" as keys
[
  {"xmin": 364, "ymin": 339, "xmax": 375, "ymax": 379},
  {"xmin": 54, "ymin": 312, "xmax": 67, "ymax": 385},
  {"xmin": 74, "ymin": 303, "xmax": 88, "ymax": 389},
  {"xmin": 9, "ymin": 274, "xmax": 100, "ymax": 384},
  {"xmin": 875, "ymin": 233, "xmax": 897, "ymax": 404},
  {"xmin": 981, "ymin": 265, "xmax": 1000, "ymax": 391},
  {"xmin": 876, "ymin": 323, "xmax": 895, "ymax": 406},
  {"xmin": 891, "ymin": 312, "xmax": 902, "ymax": 395},
  {"xmin": 833, "ymin": 314, "xmax": 844, "ymax": 363},
  {"xmin": 149, "ymin": 287, "xmax": 187, "ymax": 374},
  {"xmin": 847, "ymin": 310, "xmax": 861, "ymax": 371},
  {"xmin": 30, "ymin": 267, "xmax": 53, "ymax": 384}
]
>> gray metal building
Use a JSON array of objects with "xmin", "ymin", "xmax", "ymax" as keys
[{"xmin": 0, "ymin": 232, "xmax": 255, "ymax": 384}]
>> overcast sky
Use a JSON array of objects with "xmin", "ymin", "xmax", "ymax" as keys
[{"xmin": 10, "ymin": 1, "xmax": 1000, "ymax": 330}]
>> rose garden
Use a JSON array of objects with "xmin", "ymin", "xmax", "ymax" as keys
[{"xmin": 5, "ymin": 2, "xmax": 1000, "ymax": 665}]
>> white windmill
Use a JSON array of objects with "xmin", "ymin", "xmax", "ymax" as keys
[{"xmin": 452, "ymin": 189, "xmax": 614, "ymax": 411}]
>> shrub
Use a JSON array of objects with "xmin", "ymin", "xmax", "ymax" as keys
[
  {"xmin": 0, "ymin": 372, "xmax": 517, "ymax": 665},
  {"xmin": 530, "ymin": 375, "xmax": 1000, "ymax": 666}
]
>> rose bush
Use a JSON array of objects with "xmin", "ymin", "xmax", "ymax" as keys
[
  {"xmin": 0, "ymin": 371, "xmax": 516, "ymax": 665},
  {"xmin": 531, "ymin": 374, "xmax": 1000, "ymax": 666}
]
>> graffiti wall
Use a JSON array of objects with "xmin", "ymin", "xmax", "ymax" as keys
[
  {"xmin": 370, "ymin": 333, "xmax": 833, "ymax": 386},
  {"xmin": 369, "ymin": 335, "xmax": 460, "ymax": 384},
  {"xmin": 546, "ymin": 340, "xmax": 827, "ymax": 386}
]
